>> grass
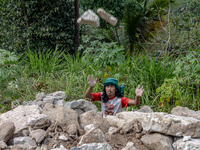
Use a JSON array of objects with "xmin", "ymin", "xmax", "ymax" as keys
[{"xmin": 1, "ymin": 49, "xmax": 200, "ymax": 114}]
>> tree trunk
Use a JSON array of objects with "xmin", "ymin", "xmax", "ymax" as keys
[{"xmin": 74, "ymin": 0, "xmax": 79, "ymax": 56}]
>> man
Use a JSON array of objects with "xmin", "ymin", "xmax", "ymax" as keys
[{"xmin": 84, "ymin": 75, "xmax": 144, "ymax": 117}]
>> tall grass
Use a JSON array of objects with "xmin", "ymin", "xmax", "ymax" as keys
[
  {"xmin": 4, "ymin": 49, "xmax": 200, "ymax": 113},
  {"xmin": 22, "ymin": 48, "xmax": 66, "ymax": 76}
]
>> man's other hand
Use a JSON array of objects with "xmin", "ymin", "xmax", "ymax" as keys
[
  {"xmin": 88, "ymin": 75, "xmax": 97, "ymax": 87},
  {"xmin": 135, "ymin": 85, "xmax": 144, "ymax": 97}
]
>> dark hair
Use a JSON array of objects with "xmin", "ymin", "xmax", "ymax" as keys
[{"xmin": 102, "ymin": 85, "xmax": 124, "ymax": 103}]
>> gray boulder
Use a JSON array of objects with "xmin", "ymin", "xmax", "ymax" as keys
[
  {"xmin": 42, "ymin": 103, "xmax": 79, "ymax": 129},
  {"xmin": 171, "ymin": 106, "xmax": 200, "ymax": 120},
  {"xmin": 173, "ymin": 138, "xmax": 200, "ymax": 150},
  {"xmin": 0, "ymin": 141, "xmax": 7, "ymax": 149},
  {"xmin": 29, "ymin": 129, "xmax": 47, "ymax": 143},
  {"xmin": 64, "ymin": 99, "xmax": 98, "ymax": 116},
  {"xmin": 0, "ymin": 122, "xmax": 15, "ymax": 143},
  {"xmin": 13, "ymin": 137, "xmax": 37, "ymax": 149},
  {"xmin": 115, "ymin": 112, "xmax": 200, "ymax": 137},
  {"xmin": 47, "ymin": 91, "xmax": 66, "ymax": 99},
  {"xmin": 141, "ymin": 133, "xmax": 173, "ymax": 150},
  {"xmin": 137, "ymin": 105, "xmax": 153, "ymax": 113},
  {"xmin": 79, "ymin": 110, "xmax": 109, "ymax": 134},
  {"xmin": 78, "ymin": 128, "xmax": 106, "ymax": 146},
  {"xmin": 0, "ymin": 105, "xmax": 44, "ymax": 133},
  {"xmin": 32, "ymin": 118, "xmax": 52, "ymax": 130}
]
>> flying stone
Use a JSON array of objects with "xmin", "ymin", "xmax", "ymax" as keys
[
  {"xmin": 97, "ymin": 8, "xmax": 118, "ymax": 26},
  {"xmin": 77, "ymin": 9, "xmax": 100, "ymax": 27}
]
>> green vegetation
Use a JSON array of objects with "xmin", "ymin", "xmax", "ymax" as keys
[{"xmin": 0, "ymin": 0, "xmax": 200, "ymax": 113}]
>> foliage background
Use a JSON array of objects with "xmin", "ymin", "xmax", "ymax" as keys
[
  {"xmin": 0, "ymin": 0, "xmax": 76, "ymax": 53},
  {"xmin": 0, "ymin": 0, "xmax": 199, "ymax": 113}
]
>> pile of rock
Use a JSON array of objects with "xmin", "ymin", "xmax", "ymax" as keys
[{"xmin": 0, "ymin": 91, "xmax": 200, "ymax": 150}]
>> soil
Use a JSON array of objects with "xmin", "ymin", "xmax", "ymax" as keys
[
  {"xmin": 44, "ymin": 120, "xmax": 149, "ymax": 150},
  {"xmin": 105, "ymin": 132, "xmax": 149, "ymax": 150}
]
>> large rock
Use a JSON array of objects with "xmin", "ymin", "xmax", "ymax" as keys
[
  {"xmin": 47, "ymin": 91, "xmax": 66, "ymax": 99},
  {"xmin": 0, "ymin": 141, "xmax": 7, "ymax": 149},
  {"xmin": 29, "ymin": 129, "xmax": 47, "ymax": 143},
  {"xmin": 79, "ymin": 111, "xmax": 110, "ymax": 133},
  {"xmin": 0, "ymin": 105, "xmax": 45, "ymax": 133},
  {"xmin": 13, "ymin": 137, "xmax": 37, "ymax": 149},
  {"xmin": 105, "ymin": 115, "xmax": 126, "ymax": 128},
  {"xmin": 173, "ymin": 138, "xmax": 200, "ymax": 150},
  {"xmin": 115, "ymin": 112, "xmax": 200, "ymax": 137},
  {"xmin": 0, "ymin": 122, "xmax": 15, "ymax": 143},
  {"xmin": 141, "ymin": 133, "xmax": 173, "ymax": 150},
  {"xmin": 27, "ymin": 114, "xmax": 48, "ymax": 126},
  {"xmin": 71, "ymin": 143, "xmax": 112, "ymax": 150},
  {"xmin": 137, "ymin": 105, "xmax": 153, "ymax": 113},
  {"xmin": 78, "ymin": 128, "xmax": 106, "ymax": 146},
  {"xmin": 32, "ymin": 118, "xmax": 51, "ymax": 130},
  {"xmin": 171, "ymin": 106, "xmax": 200, "ymax": 120},
  {"xmin": 42, "ymin": 103, "xmax": 79, "ymax": 128},
  {"xmin": 64, "ymin": 99, "xmax": 98, "ymax": 116}
]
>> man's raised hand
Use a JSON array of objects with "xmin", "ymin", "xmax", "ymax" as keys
[
  {"xmin": 135, "ymin": 85, "xmax": 144, "ymax": 97},
  {"xmin": 88, "ymin": 75, "xmax": 97, "ymax": 87}
]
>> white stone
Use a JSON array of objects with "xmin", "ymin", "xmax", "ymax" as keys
[
  {"xmin": 13, "ymin": 137, "xmax": 37, "ymax": 148},
  {"xmin": 97, "ymin": 8, "xmax": 118, "ymax": 26},
  {"xmin": 173, "ymin": 138, "xmax": 200, "ymax": 150},
  {"xmin": 84, "ymin": 124, "xmax": 96, "ymax": 132},
  {"xmin": 171, "ymin": 106, "xmax": 200, "ymax": 120},
  {"xmin": 43, "ymin": 96, "xmax": 54, "ymax": 104},
  {"xmin": 0, "ymin": 141, "xmax": 7, "ymax": 149},
  {"xmin": 122, "ymin": 142, "xmax": 137, "ymax": 150},
  {"xmin": 183, "ymin": 136, "xmax": 191, "ymax": 142},
  {"xmin": 116, "ymin": 112, "xmax": 200, "ymax": 137},
  {"xmin": 78, "ymin": 128, "xmax": 106, "ymax": 147},
  {"xmin": 108, "ymin": 127, "xmax": 118, "ymax": 135},
  {"xmin": 29, "ymin": 129, "xmax": 47, "ymax": 143},
  {"xmin": 141, "ymin": 133, "xmax": 173, "ymax": 150},
  {"xmin": 77, "ymin": 9, "xmax": 100, "ymax": 27},
  {"xmin": 105, "ymin": 115, "xmax": 126, "ymax": 127},
  {"xmin": 0, "ymin": 105, "xmax": 42, "ymax": 133},
  {"xmin": 48, "ymin": 91, "xmax": 65, "ymax": 99},
  {"xmin": 27, "ymin": 114, "xmax": 47, "ymax": 126},
  {"xmin": 58, "ymin": 135, "xmax": 68, "ymax": 141},
  {"xmin": 42, "ymin": 103, "xmax": 79, "ymax": 128},
  {"xmin": 71, "ymin": 143, "xmax": 112, "ymax": 150},
  {"xmin": 55, "ymin": 99, "xmax": 64, "ymax": 106}
]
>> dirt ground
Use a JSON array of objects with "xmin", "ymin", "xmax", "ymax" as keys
[
  {"xmin": 45, "ymin": 119, "xmax": 149, "ymax": 150},
  {"xmin": 105, "ymin": 133, "xmax": 149, "ymax": 150},
  {"xmin": 46, "ymin": 130, "xmax": 149, "ymax": 150}
]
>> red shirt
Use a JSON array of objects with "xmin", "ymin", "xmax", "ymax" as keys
[{"xmin": 91, "ymin": 92, "xmax": 130, "ymax": 108}]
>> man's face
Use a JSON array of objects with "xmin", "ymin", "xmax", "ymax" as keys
[{"xmin": 105, "ymin": 85, "xmax": 116, "ymax": 98}]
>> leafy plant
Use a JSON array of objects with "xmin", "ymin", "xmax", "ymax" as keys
[
  {"xmin": 0, "ymin": 49, "xmax": 20, "ymax": 112},
  {"xmin": 156, "ymin": 78, "xmax": 182, "ymax": 107},
  {"xmin": 81, "ymin": 37, "xmax": 125, "ymax": 69},
  {"xmin": 173, "ymin": 51, "xmax": 200, "ymax": 85}
]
